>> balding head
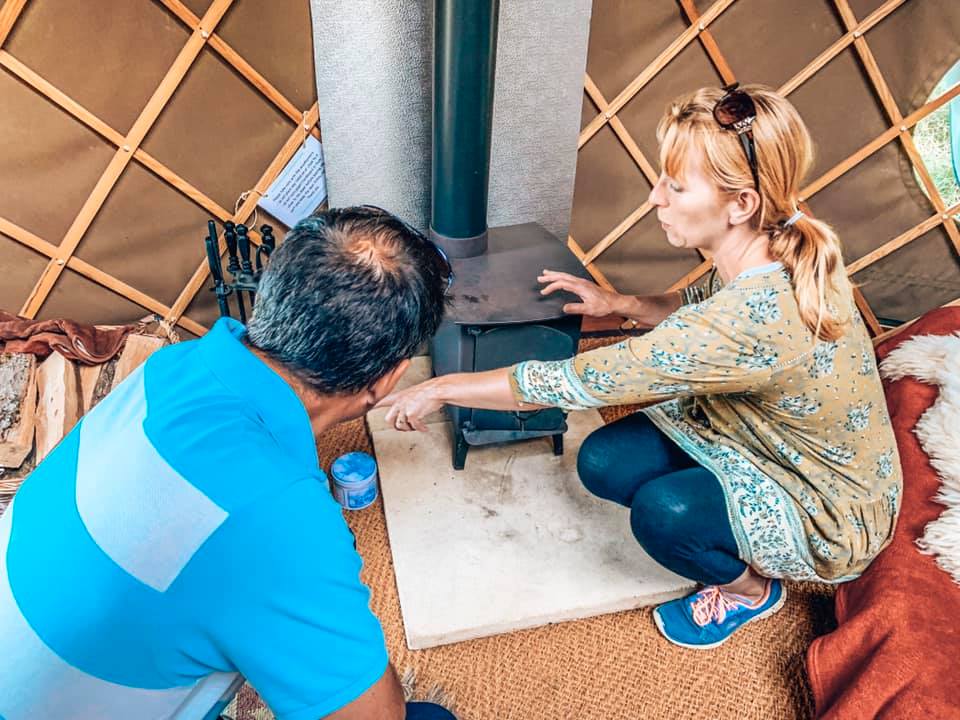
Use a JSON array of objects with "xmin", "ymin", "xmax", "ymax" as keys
[{"xmin": 247, "ymin": 206, "xmax": 450, "ymax": 394}]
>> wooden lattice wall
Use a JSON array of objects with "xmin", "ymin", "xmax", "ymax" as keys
[
  {"xmin": 0, "ymin": 0, "xmax": 318, "ymax": 337},
  {"xmin": 570, "ymin": 0, "xmax": 960, "ymax": 342},
  {"xmin": 1, "ymin": 0, "xmax": 958, "ymax": 344}
]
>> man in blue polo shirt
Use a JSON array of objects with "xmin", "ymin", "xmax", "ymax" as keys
[{"xmin": 0, "ymin": 207, "xmax": 456, "ymax": 720}]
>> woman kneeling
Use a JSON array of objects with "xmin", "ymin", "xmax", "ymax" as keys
[{"xmin": 380, "ymin": 84, "xmax": 901, "ymax": 650}]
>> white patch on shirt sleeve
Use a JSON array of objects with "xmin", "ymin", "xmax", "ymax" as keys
[{"xmin": 75, "ymin": 370, "xmax": 228, "ymax": 593}]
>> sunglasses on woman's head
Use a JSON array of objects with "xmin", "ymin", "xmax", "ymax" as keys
[{"xmin": 712, "ymin": 83, "xmax": 760, "ymax": 193}]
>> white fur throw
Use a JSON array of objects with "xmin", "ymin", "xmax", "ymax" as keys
[{"xmin": 880, "ymin": 332, "xmax": 960, "ymax": 585}]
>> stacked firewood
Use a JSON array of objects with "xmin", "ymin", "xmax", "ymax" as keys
[{"xmin": 0, "ymin": 333, "xmax": 170, "ymax": 512}]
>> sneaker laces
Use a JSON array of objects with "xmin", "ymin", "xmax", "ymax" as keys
[{"xmin": 690, "ymin": 586, "xmax": 744, "ymax": 627}]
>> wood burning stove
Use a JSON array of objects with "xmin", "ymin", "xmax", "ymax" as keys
[
  {"xmin": 428, "ymin": 0, "xmax": 590, "ymax": 469},
  {"xmin": 430, "ymin": 223, "xmax": 587, "ymax": 469}
]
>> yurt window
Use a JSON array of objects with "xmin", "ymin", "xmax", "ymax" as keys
[{"xmin": 913, "ymin": 59, "xmax": 960, "ymax": 217}]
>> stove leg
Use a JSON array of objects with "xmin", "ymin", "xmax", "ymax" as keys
[
  {"xmin": 453, "ymin": 431, "xmax": 469, "ymax": 470},
  {"xmin": 552, "ymin": 433, "xmax": 563, "ymax": 456}
]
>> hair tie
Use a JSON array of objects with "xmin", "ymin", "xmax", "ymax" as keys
[{"xmin": 783, "ymin": 210, "xmax": 805, "ymax": 227}]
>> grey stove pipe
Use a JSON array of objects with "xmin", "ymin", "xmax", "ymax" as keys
[{"xmin": 430, "ymin": 0, "xmax": 500, "ymax": 259}]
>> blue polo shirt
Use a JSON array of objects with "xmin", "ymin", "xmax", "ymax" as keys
[{"xmin": 0, "ymin": 318, "xmax": 387, "ymax": 720}]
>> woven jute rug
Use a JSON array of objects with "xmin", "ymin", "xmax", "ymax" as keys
[{"xmin": 231, "ymin": 337, "xmax": 836, "ymax": 720}]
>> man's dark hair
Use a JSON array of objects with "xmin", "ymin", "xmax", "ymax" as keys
[{"xmin": 246, "ymin": 206, "xmax": 449, "ymax": 394}]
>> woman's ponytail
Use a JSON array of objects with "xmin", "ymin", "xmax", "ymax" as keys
[{"xmin": 768, "ymin": 212, "xmax": 850, "ymax": 341}]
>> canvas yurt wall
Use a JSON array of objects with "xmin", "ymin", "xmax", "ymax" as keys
[
  {"xmin": 572, "ymin": 0, "xmax": 960, "ymax": 333},
  {"xmin": 1, "ymin": 0, "xmax": 958, "ymax": 339},
  {"xmin": 0, "ymin": 0, "xmax": 317, "ymax": 338}
]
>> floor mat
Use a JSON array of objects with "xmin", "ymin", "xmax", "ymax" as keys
[{"xmin": 232, "ymin": 336, "xmax": 836, "ymax": 719}]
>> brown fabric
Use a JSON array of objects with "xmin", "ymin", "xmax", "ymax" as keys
[
  {"xmin": 806, "ymin": 307, "xmax": 960, "ymax": 720},
  {"xmin": 231, "ymin": 338, "xmax": 836, "ymax": 720},
  {"xmin": 0, "ymin": 310, "xmax": 133, "ymax": 365}
]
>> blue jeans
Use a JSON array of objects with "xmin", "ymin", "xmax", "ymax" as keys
[
  {"xmin": 576, "ymin": 412, "xmax": 747, "ymax": 585},
  {"xmin": 216, "ymin": 701, "xmax": 454, "ymax": 720},
  {"xmin": 406, "ymin": 701, "xmax": 457, "ymax": 719}
]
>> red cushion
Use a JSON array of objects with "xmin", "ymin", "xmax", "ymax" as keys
[{"xmin": 806, "ymin": 307, "xmax": 960, "ymax": 719}]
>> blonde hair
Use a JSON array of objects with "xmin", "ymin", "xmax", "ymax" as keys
[{"xmin": 657, "ymin": 85, "xmax": 851, "ymax": 342}]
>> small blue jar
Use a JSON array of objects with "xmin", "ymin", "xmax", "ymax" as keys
[{"xmin": 330, "ymin": 451, "xmax": 379, "ymax": 510}]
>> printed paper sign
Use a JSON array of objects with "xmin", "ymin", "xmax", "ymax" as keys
[{"xmin": 258, "ymin": 135, "xmax": 327, "ymax": 227}]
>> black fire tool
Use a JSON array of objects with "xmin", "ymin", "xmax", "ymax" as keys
[
  {"xmin": 223, "ymin": 221, "xmax": 246, "ymax": 323},
  {"xmin": 204, "ymin": 220, "xmax": 232, "ymax": 318},
  {"xmin": 256, "ymin": 224, "xmax": 276, "ymax": 274},
  {"xmin": 235, "ymin": 224, "xmax": 257, "ymax": 311}
]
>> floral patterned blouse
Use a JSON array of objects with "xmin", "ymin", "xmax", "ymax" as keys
[{"xmin": 508, "ymin": 262, "xmax": 902, "ymax": 582}]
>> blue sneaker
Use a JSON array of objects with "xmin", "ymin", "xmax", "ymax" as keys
[{"xmin": 652, "ymin": 578, "xmax": 785, "ymax": 649}]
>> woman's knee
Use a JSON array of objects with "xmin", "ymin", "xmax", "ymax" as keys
[
  {"xmin": 630, "ymin": 481, "xmax": 746, "ymax": 584},
  {"xmin": 577, "ymin": 413, "xmax": 694, "ymax": 505},
  {"xmin": 629, "ymin": 482, "xmax": 694, "ymax": 552},
  {"xmin": 576, "ymin": 425, "xmax": 623, "ymax": 501}
]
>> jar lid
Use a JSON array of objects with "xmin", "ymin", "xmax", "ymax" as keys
[{"xmin": 331, "ymin": 451, "xmax": 377, "ymax": 484}]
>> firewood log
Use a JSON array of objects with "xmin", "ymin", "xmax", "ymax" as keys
[
  {"xmin": 0, "ymin": 354, "xmax": 37, "ymax": 469},
  {"xmin": 111, "ymin": 335, "xmax": 168, "ymax": 391},
  {"xmin": 35, "ymin": 352, "xmax": 81, "ymax": 462}
]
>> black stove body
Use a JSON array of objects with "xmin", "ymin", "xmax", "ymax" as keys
[{"xmin": 429, "ymin": 223, "xmax": 586, "ymax": 469}]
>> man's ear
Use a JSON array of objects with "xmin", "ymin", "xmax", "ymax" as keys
[
  {"xmin": 367, "ymin": 358, "xmax": 411, "ymax": 404},
  {"xmin": 728, "ymin": 188, "xmax": 762, "ymax": 227}
]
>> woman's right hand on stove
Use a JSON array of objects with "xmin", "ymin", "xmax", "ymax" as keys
[{"xmin": 537, "ymin": 269, "xmax": 625, "ymax": 318}]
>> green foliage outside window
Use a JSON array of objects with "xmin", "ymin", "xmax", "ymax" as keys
[{"xmin": 912, "ymin": 59, "xmax": 960, "ymax": 217}]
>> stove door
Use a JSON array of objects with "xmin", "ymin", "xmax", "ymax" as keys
[{"xmin": 470, "ymin": 322, "xmax": 575, "ymax": 432}]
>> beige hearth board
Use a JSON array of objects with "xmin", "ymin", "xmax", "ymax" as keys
[{"xmin": 366, "ymin": 357, "xmax": 695, "ymax": 650}]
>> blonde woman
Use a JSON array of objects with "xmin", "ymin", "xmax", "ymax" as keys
[{"xmin": 380, "ymin": 85, "xmax": 902, "ymax": 649}]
